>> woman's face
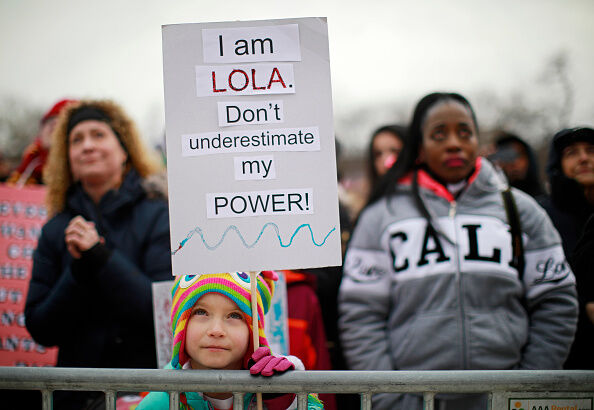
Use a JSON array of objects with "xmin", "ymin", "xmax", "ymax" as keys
[
  {"xmin": 372, "ymin": 131, "xmax": 403, "ymax": 177},
  {"xmin": 496, "ymin": 141, "xmax": 530, "ymax": 183},
  {"xmin": 68, "ymin": 120, "xmax": 127, "ymax": 187},
  {"xmin": 419, "ymin": 101, "xmax": 478, "ymax": 183}
]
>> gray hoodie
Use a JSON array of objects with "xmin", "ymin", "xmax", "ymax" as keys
[{"xmin": 338, "ymin": 158, "xmax": 578, "ymax": 409}]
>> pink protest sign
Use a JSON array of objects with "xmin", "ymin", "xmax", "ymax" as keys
[{"xmin": 0, "ymin": 184, "xmax": 58, "ymax": 366}]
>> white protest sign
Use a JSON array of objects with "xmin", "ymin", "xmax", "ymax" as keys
[
  {"xmin": 151, "ymin": 280, "xmax": 174, "ymax": 369},
  {"xmin": 163, "ymin": 18, "xmax": 341, "ymax": 274}
]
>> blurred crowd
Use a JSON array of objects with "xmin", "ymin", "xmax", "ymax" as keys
[{"xmin": 1, "ymin": 93, "xmax": 592, "ymax": 410}]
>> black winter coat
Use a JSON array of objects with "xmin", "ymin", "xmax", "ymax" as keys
[
  {"xmin": 25, "ymin": 170, "xmax": 172, "ymax": 371},
  {"xmin": 538, "ymin": 128, "xmax": 594, "ymax": 370}
]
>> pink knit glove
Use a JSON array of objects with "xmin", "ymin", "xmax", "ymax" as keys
[{"xmin": 249, "ymin": 347, "xmax": 295, "ymax": 376}]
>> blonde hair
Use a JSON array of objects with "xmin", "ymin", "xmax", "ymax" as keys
[{"xmin": 44, "ymin": 99, "xmax": 163, "ymax": 216}]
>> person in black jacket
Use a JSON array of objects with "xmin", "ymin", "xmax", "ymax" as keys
[
  {"xmin": 538, "ymin": 126, "xmax": 594, "ymax": 369},
  {"xmin": 572, "ymin": 214, "xmax": 594, "ymax": 329},
  {"xmin": 538, "ymin": 127, "xmax": 594, "ymax": 258},
  {"xmin": 24, "ymin": 100, "xmax": 172, "ymax": 409}
]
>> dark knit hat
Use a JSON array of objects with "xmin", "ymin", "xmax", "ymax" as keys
[
  {"xmin": 552, "ymin": 127, "xmax": 594, "ymax": 154},
  {"xmin": 66, "ymin": 104, "xmax": 128, "ymax": 153},
  {"xmin": 66, "ymin": 105, "xmax": 113, "ymax": 136}
]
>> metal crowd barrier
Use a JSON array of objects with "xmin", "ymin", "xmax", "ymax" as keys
[{"xmin": 0, "ymin": 367, "xmax": 593, "ymax": 409}]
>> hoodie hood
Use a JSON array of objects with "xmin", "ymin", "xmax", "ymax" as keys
[
  {"xmin": 494, "ymin": 134, "xmax": 544, "ymax": 197},
  {"xmin": 546, "ymin": 127, "xmax": 594, "ymax": 213}
]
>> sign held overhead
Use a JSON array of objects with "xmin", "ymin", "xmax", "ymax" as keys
[{"xmin": 163, "ymin": 18, "xmax": 341, "ymax": 274}]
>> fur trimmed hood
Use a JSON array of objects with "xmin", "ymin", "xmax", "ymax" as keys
[{"xmin": 44, "ymin": 99, "xmax": 163, "ymax": 216}]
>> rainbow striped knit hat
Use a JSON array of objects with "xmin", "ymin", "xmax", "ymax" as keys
[{"xmin": 170, "ymin": 271, "xmax": 277, "ymax": 369}]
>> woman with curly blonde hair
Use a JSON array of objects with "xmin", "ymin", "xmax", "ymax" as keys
[
  {"xmin": 43, "ymin": 99, "xmax": 162, "ymax": 215},
  {"xmin": 25, "ymin": 100, "xmax": 172, "ymax": 410}
]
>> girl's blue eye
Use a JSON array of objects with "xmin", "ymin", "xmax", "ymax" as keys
[
  {"xmin": 231, "ymin": 271, "xmax": 253, "ymax": 290},
  {"xmin": 193, "ymin": 308, "xmax": 207, "ymax": 316},
  {"xmin": 229, "ymin": 312, "xmax": 244, "ymax": 320}
]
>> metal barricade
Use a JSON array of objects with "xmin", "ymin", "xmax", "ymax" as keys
[{"xmin": 0, "ymin": 367, "xmax": 593, "ymax": 409}]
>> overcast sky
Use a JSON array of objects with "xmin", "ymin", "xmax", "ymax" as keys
[{"xmin": 1, "ymin": 0, "xmax": 592, "ymax": 149}]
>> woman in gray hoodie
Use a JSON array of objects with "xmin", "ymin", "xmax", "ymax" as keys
[{"xmin": 339, "ymin": 92, "xmax": 578, "ymax": 410}]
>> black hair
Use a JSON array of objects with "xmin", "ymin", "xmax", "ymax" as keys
[
  {"xmin": 367, "ymin": 92, "xmax": 478, "ymax": 205},
  {"xmin": 353, "ymin": 92, "xmax": 479, "ymax": 241},
  {"xmin": 367, "ymin": 124, "xmax": 407, "ymax": 195}
]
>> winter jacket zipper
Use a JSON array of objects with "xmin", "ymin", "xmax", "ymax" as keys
[{"xmin": 450, "ymin": 200, "xmax": 468, "ymax": 368}]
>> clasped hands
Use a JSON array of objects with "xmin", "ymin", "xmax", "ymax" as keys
[{"xmin": 64, "ymin": 216, "xmax": 104, "ymax": 259}]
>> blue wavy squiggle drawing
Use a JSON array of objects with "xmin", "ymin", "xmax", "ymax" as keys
[{"xmin": 172, "ymin": 222, "xmax": 336, "ymax": 256}]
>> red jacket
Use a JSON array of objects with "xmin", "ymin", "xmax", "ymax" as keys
[
  {"xmin": 7, "ymin": 138, "xmax": 48, "ymax": 186},
  {"xmin": 283, "ymin": 270, "xmax": 336, "ymax": 410}
]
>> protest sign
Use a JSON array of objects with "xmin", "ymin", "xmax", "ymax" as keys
[
  {"xmin": 163, "ymin": 17, "xmax": 341, "ymax": 274},
  {"xmin": 0, "ymin": 185, "xmax": 57, "ymax": 366}
]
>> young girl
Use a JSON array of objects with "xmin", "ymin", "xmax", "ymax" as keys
[
  {"xmin": 138, "ymin": 271, "xmax": 324, "ymax": 409},
  {"xmin": 339, "ymin": 92, "xmax": 577, "ymax": 410}
]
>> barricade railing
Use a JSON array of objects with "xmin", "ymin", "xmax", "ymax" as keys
[{"xmin": 0, "ymin": 367, "xmax": 593, "ymax": 410}]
